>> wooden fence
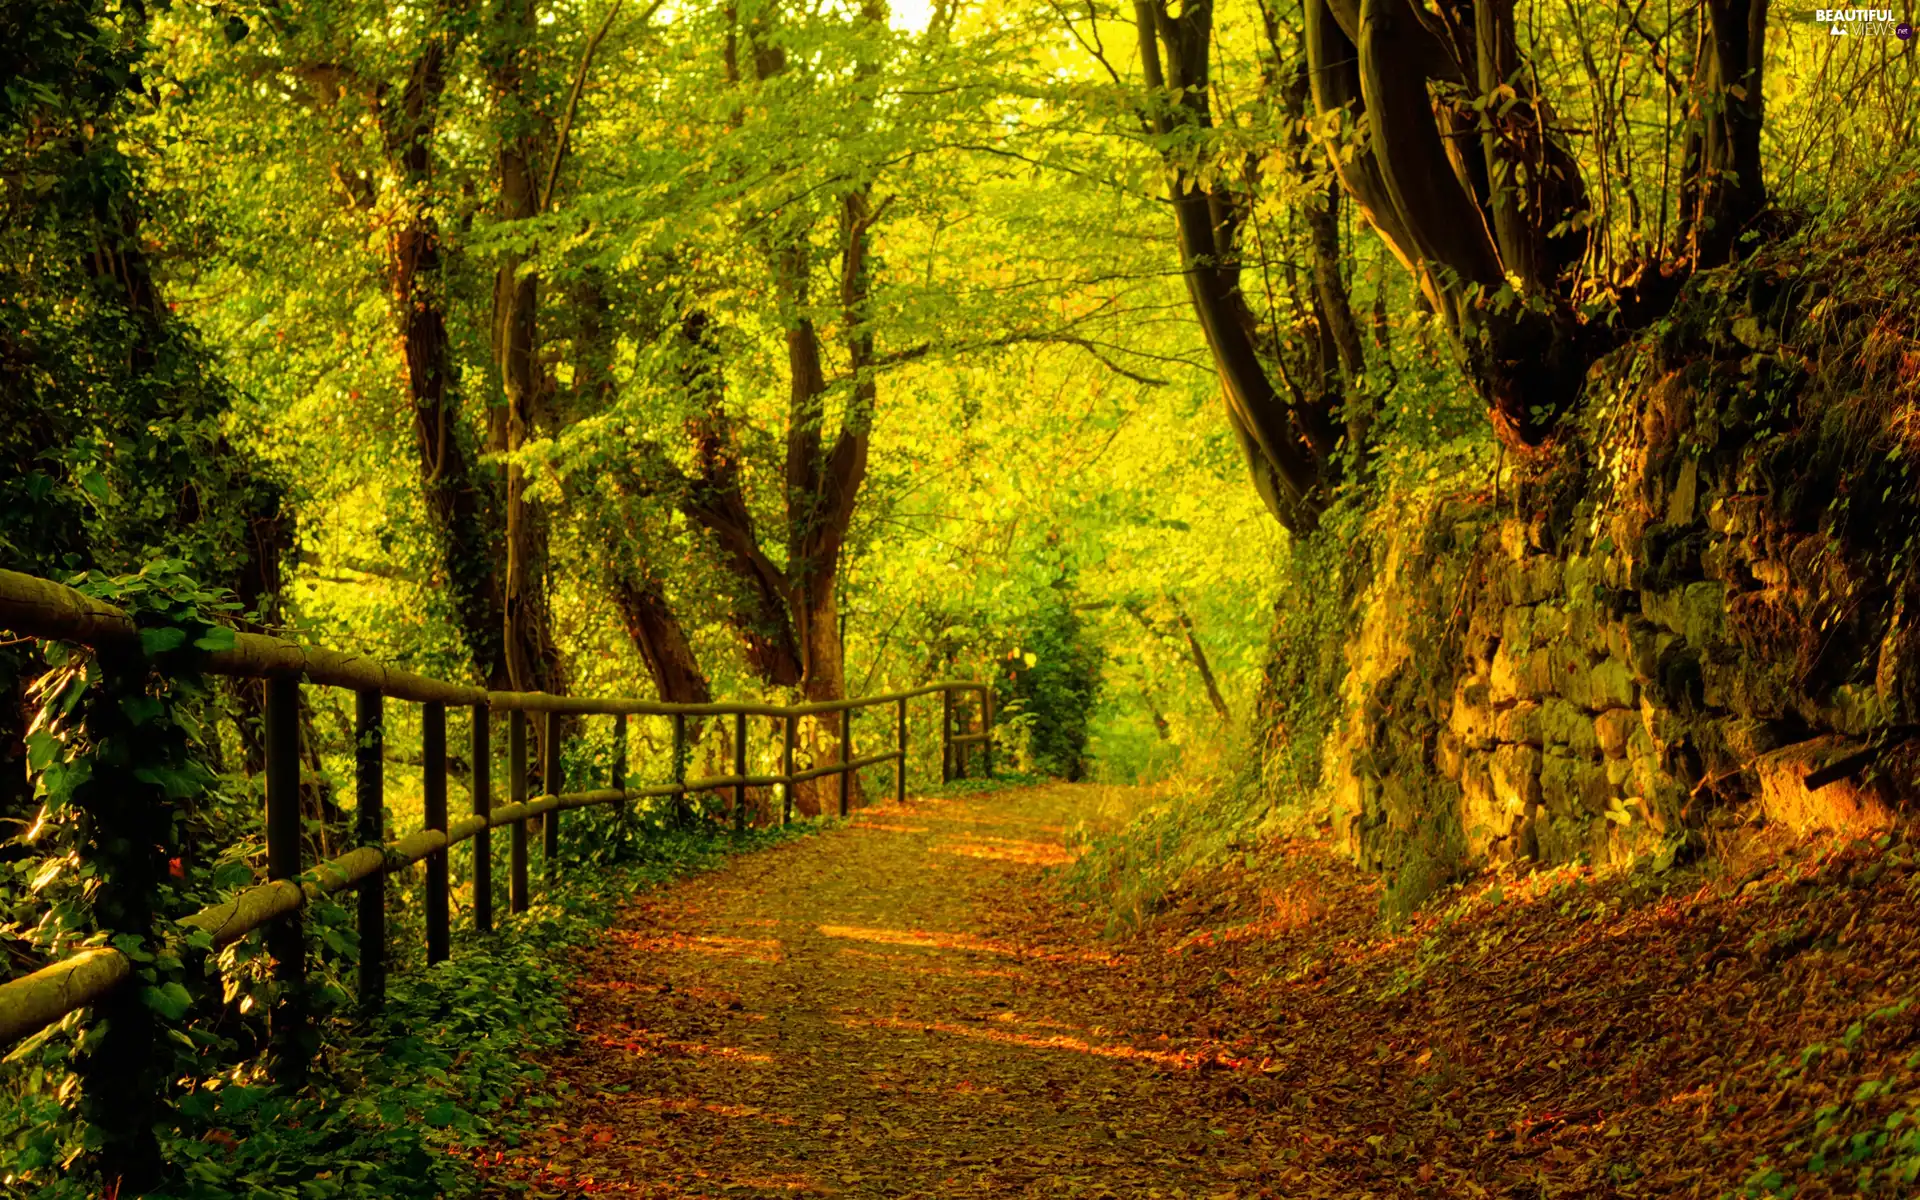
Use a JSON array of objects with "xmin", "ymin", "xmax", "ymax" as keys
[{"xmin": 0, "ymin": 567, "xmax": 992, "ymax": 1067}]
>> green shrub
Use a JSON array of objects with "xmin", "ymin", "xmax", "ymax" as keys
[{"xmin": 995, "ymin": 586, "xmax": 1104, "ymax": 780}]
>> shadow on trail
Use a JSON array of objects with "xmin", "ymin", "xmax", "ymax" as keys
[{"xmin": 481, "ymin": 784, "xmax": 1294, "ymax": 1199}]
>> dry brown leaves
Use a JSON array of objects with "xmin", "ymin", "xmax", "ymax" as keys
[{"xmin": 478, "ymin": 784, "xmax": 1920, "ymax": 1198}]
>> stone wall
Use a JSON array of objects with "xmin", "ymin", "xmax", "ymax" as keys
[{"xmin": 1317, "ymin": 233, "xmax": 1920, "ymax": 902}]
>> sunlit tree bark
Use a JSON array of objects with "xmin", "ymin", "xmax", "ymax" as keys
[{"xmin": 361, "ymin": 28, "xmax": 515, "ymax": 688}]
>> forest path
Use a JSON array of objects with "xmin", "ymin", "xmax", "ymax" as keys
[{"xmin": 491, "ymin": 783, "xmax": 1289, "ymax": 1198}]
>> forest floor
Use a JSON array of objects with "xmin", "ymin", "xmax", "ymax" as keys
[{"xmin": 477, "ymin": 783, "xmax": 1920, "ymax": 1198}]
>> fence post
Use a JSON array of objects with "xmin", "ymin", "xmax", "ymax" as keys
[
  {"xmin": 543, "ymin": 710, "xmax": 562, "ymax": 879},
  {"xmin": 954, "ymin": 688, "xmax": 969, "ymax": 781},
  {"xmin": 733, "ymin": 710, "xmax": 747, "ymax": 833},
  {"xmin": 781, "ymin": 713, "xmax": 796, "ymax": 824},
  {"xmin": 613, "ymin": 712, "xmax": 628, "ymax": 793},
  {"xmin": 355, "ymin": 690, "xmax": 385, "ymax": 1011},
  {"xmin": 839, "ymin": 706, "xmax": 852, "ymax": 817},
  {"xmin": 509, "ymin": 710, "xmax": 530, "ymax": 914},
  {"xmin": 941, "ymin": 687, "xmax": 953, "ymax": 784},
  {"xmin": 472, "ymin": 702, "xmax": 492, "ymax": 935},
  {"xmin": 895, "ymin": 696, "xmax": 907, "ymax": 804},
  {"xmin": 671, "ymin": 712, "xmax": 688, "ymax": 825},
  {"xmin": 74, "ymin": 650, "xmax": 172, "ymax": 1188},
  {"xmin": 265, "ymin": 676, "xmax": 307, "ymax": 1085},
  {"xmin": 981, "ymin": 687, "xmax": 994, "ymax": 779},
  {"xmin": 423, "ymin": 701, "xmax": 449, "ymax": 965}
]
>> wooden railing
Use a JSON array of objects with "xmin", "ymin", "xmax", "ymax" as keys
[{"xmin": 0, "ymin": 568, "xmax": 993, "ymax": 1061}]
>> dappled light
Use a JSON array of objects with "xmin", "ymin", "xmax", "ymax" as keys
[
  {"xmin": 932, "ymin": 834, "xmax": 1081, "ymax": 866},
  {"xmin": 589, "ymin": 1026, "xmax": 777, "ymax": 1066},
  {"xmin": 813, "ymin": 923, "xmax": 1111, "ymax": 965},
  {"xmin": 834, "ymin": 1015, "xmax": 1208, "ymax": 1071},
  {"xmin": 831, "ymin": 946, "xmax": 1034, "ymax": 984},
  {"xmin": 614, "ymin": 931, "xmax": 786, "ymax": 965},
  {"xmin": 477, "ymin": 784, "xmax": 1920, "ymax": 1197}
]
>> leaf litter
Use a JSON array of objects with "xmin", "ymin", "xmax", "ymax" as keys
[{"xmin": 479, "ymin": 784, "xmax": 1920, "ymax": 1197}]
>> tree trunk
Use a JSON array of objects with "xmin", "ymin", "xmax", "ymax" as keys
[
  {"xmin": 611, "ymin": 575, "xmax": 712, "ymax": 705},
  {"xmin": 1134, "ymin": 0, "xmax": 1359, "ymax": 533},
  {"xmin": 1305, "ymin": 0, "xmax": 1758, "ymax": 448},
  {"xmin": 566, "ymin": 276, "xmax": 717, "ymax": 710},
  {"xmin": 1694, "ymin": 0, "xmax": 1770, "ymax": 265},
  {"xmin": 1171, "ymin": 600, "xmax": 1232, "ymax": 726},
  {"xmin": 383, "ymin": 36, "xmax": 510, "ymax": 687},
  {"xmin": 677, "ymin": 308, "xmax": 806, "ymax": 686},
  {"xmin": 491, "ymin": 0, "xmax": 565, "ymax": 700}
]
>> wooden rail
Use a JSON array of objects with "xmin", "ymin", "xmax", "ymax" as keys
[{"xmin": 0, "ymin": 568, "xmax": 993, "ymax": 1055}]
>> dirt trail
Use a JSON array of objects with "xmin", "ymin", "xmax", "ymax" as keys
[
  {"xmin": 485, "ymin": 783, "xmax": 1920, "ymax": 1198},
  {"xmin": 497, "ymin": 784, "xmax": 1277, "ymax": 1198}
]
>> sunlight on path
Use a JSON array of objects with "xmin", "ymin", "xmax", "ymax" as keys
[{"xmin": 489, "ymin": 784, "xmax": 1291, "ymax": 1198}]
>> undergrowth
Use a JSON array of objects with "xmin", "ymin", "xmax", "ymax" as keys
[{"xmin": 1060, "ymin": 771, "xmax": 1270, "ymax": 933}]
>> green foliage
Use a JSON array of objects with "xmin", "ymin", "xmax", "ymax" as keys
[
  {"xmin": 3, "ymin": 564, "xmax": 252, "ymax": 1181},
  {"xmin": 1246, "ymin": 518, "xmax": 1361, "ymax": 812},
  {"xmin": 0, "ymin": 0, "xmax": 280, "ymax": 586},
  {"xmin": 994, "ymin": 586, "xmax": 1104, "ymax": 781}
]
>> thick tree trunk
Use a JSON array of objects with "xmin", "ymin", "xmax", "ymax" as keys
[
  {"xmin": 491, "ymin": 0, "xmax": 565, "ymax": 700},
  {"xmin": 676, "ymin": 308, "xmax": 806, "ymax": 687},
  {"xmin": 1307, "ymin": 0, "xmax": 1754, "ymax": 448},
  {"xmin": 384, "ymin": 38, "xmax": 510, "ymax": 687},
  {"xmin": 567, "ymin": 278, "xmax": 715, "ymax": 709},
  {"xmin": 1694, "ymin": 0, "xmax": 1769, "ymax": 265},
  {"xmin": 1134, "ymin": 0, "xmax": 1340, "ymax": 533},
  {"xmin": 1305, "ymin": 0, "xmax": 1427, "ymax": 292}
]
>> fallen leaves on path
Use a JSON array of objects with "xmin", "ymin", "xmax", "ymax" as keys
[{"xmin": 479, "ymin": 784, "xmax": 1920, "ymax": 1198}]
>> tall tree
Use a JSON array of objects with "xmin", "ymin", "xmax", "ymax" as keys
[
  {"xmin": 379, "ymin": 16, "xmax": 515, "ymax": 687},
  {"xmin": 1302, "ymin": 0, "xmax": 1769, "ymax": 446},
  {"xmin": 1124, "ymin": 0, "xmax": 1376, "ymax": 533},
  {"xmin": 276, "ymin": 7, "xmax": 513, "ymax": 688},
  {"xmin": 487, "ymin": 0, "xmax": 568, "ymax": 698}
]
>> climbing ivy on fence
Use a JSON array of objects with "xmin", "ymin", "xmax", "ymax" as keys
[{"xmin": 6, "ymin": 564, "xmax": 239, "ymax": 1187}]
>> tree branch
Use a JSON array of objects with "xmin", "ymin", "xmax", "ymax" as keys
[{"xmin": 540, "ymin": 0, "xmax": 668, "ymax": 213}]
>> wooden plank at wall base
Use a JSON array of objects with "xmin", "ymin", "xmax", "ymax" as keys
[
  {"xmin": 424, "ymin": 702, "xmax": 449, "ymax": 964},
  {"xmin": 355, "ymin": 690, "xmax": 385, "ymax": 1012},
  {"xmin": 265, "ymin": 677, "xmax": 307, "ymax": 1084}
]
